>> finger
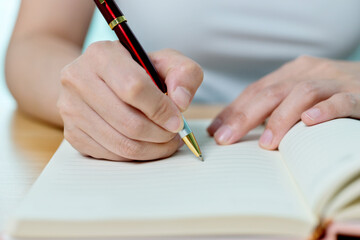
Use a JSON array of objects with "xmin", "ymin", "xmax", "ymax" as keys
[
  {"xmin": 61, "ymin": 63, "xmax": 175, "ymax": 143},
  {"xmin": 207, "ymin": 82, "xmax": 263, "ymax": 136},
  {"xmin": 261, "ymin": 80, "xmax": 341, "ymax": 150},
  {"xmin": 209, "ymin": 83, "xmax": 289, "ymax": 145},
  {"xmin": 207, "ymin": 55, "xmax": 325, "ymax": 137},
  {"xmin": 206, "ymin": 68, "xmax": 301, "ymax": 137},
  {"xmin": 149, "ymin": 49, "xmax": 204, "ymax": 111},
  {"xmin": 301, "ymin": 93, "xmax": 360, "ymax": 125},
  {"xmin": 64, "ymin": 124, "xmax": 128, "ymax": 161},
  {"xmin": 86, "ymin": 41, "xmax": 183, "ymax": 133},
  {"xmin": 72, "ymin": 96, "xmax": 181, "ymax": 160}
]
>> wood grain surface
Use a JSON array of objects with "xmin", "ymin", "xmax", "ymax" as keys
[{"xmin": 0, "ymin": 104, "xmax": 223, "ymax": 232}]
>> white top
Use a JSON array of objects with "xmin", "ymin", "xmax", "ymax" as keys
[{"xmin": 85, "ymin": 0, "xmax": 360, "ymax": 103}]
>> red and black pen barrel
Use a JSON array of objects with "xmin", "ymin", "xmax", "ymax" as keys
[{"xmin": 93, "ymin": 0, "xmax": 167, "ymax": 93}]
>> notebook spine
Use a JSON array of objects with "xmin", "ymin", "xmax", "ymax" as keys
[{"xmin": 309, "ymin": 219, "xmax": 332, "ymax": 240}]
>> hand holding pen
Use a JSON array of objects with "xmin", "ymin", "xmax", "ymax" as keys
[
  {"xmin": 58, "ymin": 34, "xmax": 203, "ymax": 160},
  {"xmin": 93, "ymin": 0, "xmax": 203, "ymax": 160}
]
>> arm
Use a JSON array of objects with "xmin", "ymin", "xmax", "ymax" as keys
[
  {"xmin": 6, "ymin": 0, "xmax": 203, "ymax": 161},
  {"xmin": 5, "ymin": 0, "xmax": 94, "ymax": 126}
]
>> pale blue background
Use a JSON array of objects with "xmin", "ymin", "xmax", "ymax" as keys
[
  {"xmin": 0, "ymin": 2, "xmax": 115, "ymax": 108},
  {"xmin": 1, "ymin": 1, "xmax": 360, "ymax": 108},
  {"xmin": 0, "ymin": 1, "xmax": 20, "ymax": 107}
]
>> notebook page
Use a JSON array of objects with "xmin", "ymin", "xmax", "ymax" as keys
[
  {"xmin": 324, "ymin": 177, "xmax": 360, "ymax": 218},
  {"xmin": 279, "ymin": 118, "xmax": 360, "ymax": 215},
  {"xmin": 10, "ymin": 121, "xmax": 315, "ymax": 236}
]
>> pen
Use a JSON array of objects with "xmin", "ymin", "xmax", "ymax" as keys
[{"xmin": 93, "ymin": 0, "xmax": 203, "ymax": 161}]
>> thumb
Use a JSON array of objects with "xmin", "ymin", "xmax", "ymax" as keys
[{"xmin": 149, "ymin": 49, "xmax": 203, "ymax": 111}]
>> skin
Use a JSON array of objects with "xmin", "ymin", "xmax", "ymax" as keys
[
  {"xmin": 6, "ymin": 1, "xmax": 94, "ymax": 125},
  {"xmin": 208, "ymin": 56, "xmax": 360, "ymax": 149},
  {"xmin": 6, "ymin": 1, "xmax": 360, "ymax": 161},
  {"xmin": 6, "ymin": 0, "xmax": 203, "ymax": 161}
]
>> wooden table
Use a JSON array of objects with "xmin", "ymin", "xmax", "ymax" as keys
[{"xmin": 0, "ymin": 104, "xmax": 223, "ymax": 232}]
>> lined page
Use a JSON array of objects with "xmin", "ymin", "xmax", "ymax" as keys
[
  {"xmin": 12, "ymin": 121, "xmax": 314, "ymax": 235},
  {"xmin": 279, "ymin": 118, "xmax": 360, "ymax": 215}
]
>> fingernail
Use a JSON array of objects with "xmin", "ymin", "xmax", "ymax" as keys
[
  {"xmin": 165, "ymin": 116, "xmax": 181, "ymax": 132},
  {"xmin": 208, "ymin": 118, "xmax": 222, "ymax": 134},
  {"xmin": 214, "ymin": 125, "xmax": 233, "ymax": 144},
  {"xmin": 304, "ymin": 108, "xmax": 321, "ymax": 121},
  {"xmin": 172, "ymin": 87, "xmax": 191, "ymax": 110},
  {"xmin": 260, "ymin": 129, "xmax": 273, "ymax": 147}
]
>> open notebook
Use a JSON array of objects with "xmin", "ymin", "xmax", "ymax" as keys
[{"xmin": 6, "ymin": 119, "xmax": 360, "ymax": 239}]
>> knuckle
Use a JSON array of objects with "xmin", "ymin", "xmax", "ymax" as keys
[
  {"xmin": 313, "ymin": 60, "xmax": 345, "ymax": 79},
  {"xmin": 118, "ymin": 138, "xmax": 142, "ymax": 159},
  {"xmin": 296, "ymin": 81, "xmax": 319, "ymax": 99},
  {"xmin": 262, "ymin": 84, "xmax": 284, "ymax": 100},
  {"xmin": 187, "ymin": 61, "xmax": 204, "ymax": 84},
  {"xmin": 342, "ymin": 93, "xmax": 357, "ymax": 113},
  {"xmin": 60, "ymin": 64, "xmax": 78, "ymax": 88},
  {"xmin": 85, "ymin": 41, "xmax": 109, "ymax": 56},
  {"xmin": 315, "ymin": 61, "xmax": 342, "ymax": 79},
  {"xmin": 85, "ymin": 41, "xmax": 114, "ymax": 67},
  {"xmin": 347, "ymin": 93, "xmax": 357, "ymax": 108},
  {"xmin": 316, "ymin": 60, "xmax": 337, "ymax": 72},
  {"xmin": 127, "ymin": 118, "xmax": 147, "ymax": 138},
  {"xmin": 325, "ymin": 99, "xmax": 338, "ymax": 115},
  {"xmin": 163, "ymin": 132, "xmax": 177, "ymax": 142},
  {"xmin": 323, "ymin": 95, "xmax": 349, "ymax": 117},
  {"xmin": 179, "ymin": 61, "xmax": 202, "ymax": 79},
  {"xmin": 294, "ymin": 55, "xmax": 317, "ymax": 65},
  {"xmin": 124, "ymin": 75, "xmax": 146, "ymax": 100},
  {"xmin": 149, "ymin": 99, "xmax": 172, "ymax": 122},
  {"xmin": 232, "ymin": 111, "xmax": 249, "ymax": 124},
  {"xmin": 60, "ymin": 59, "xmax": 89, "ymax": 92},
  {"xmin": 268, "ymin": 111, "xmax": 288, "ymax": 128},
  {"xmin": 177, "ymin": 59, "xmax": 193, "ymax": 72}
]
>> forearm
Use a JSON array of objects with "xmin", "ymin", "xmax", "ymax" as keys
[{"xmin": 6, "ymin": 34, "xmax": 82, "ymax": 126}]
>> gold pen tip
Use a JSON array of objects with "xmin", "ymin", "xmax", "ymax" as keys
[{"xmin": 199, "ymin": 155, "xmax": 204, "ymax": 162}]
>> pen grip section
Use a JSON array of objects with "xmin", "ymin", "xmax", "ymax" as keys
[{"xmin": 114, "ymin": 22, "xmax": 168, "ymax": 93}]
